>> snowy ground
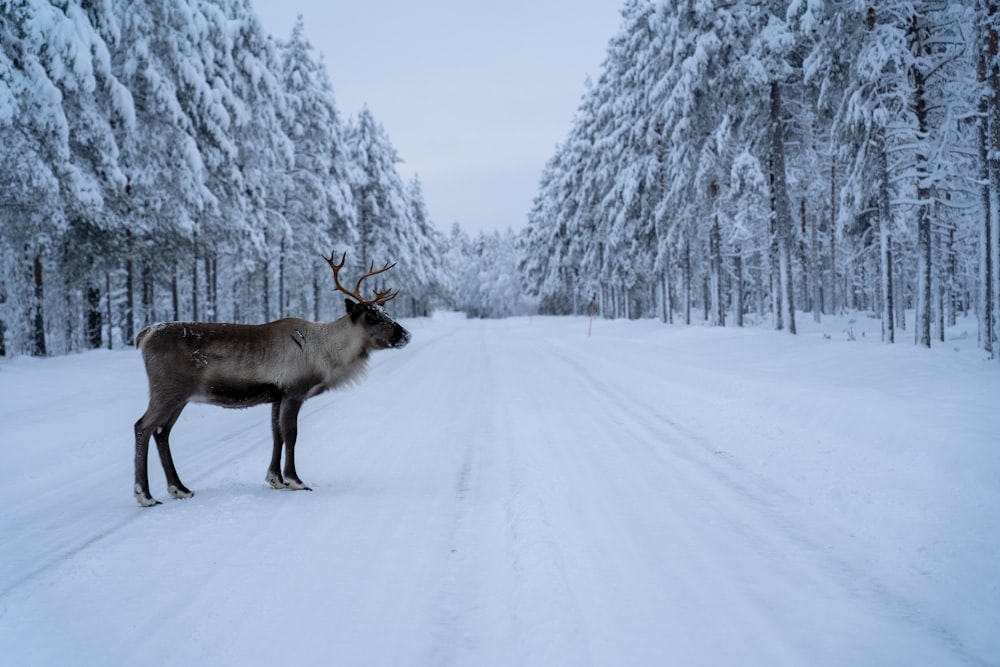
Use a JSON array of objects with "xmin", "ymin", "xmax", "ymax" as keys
[{"xmin": 0, "ymin": 312, "xmax": 997, "ymax": 666}]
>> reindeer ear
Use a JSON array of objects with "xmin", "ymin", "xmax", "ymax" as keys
[{"xmin": 345, "ymin": 299, "xmax": 362, "ymax": 321}]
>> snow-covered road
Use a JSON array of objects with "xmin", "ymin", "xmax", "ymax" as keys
[{"xmin": 1, "ymin": 314, "xmax": 997, "ymax": 666}]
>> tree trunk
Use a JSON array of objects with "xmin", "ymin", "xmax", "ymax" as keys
[
  {"xmin": 664, "ymin": 245, "xmax": 673, "ymax": 324},
  {"xmin": 709, "ymin": 211, "xmax": 724, "ymax": 326},
  {"xmin": 191, "ymin": 233, "xmax": 199, "ymax": 322},
  {"xmin": 829, "ymin": 158, "xmax": 837, "ymax": 314},
  {"xmin": 171, "ymin": 269, "xmax": 179, "ymax": 322},
  {"xmin": 571, "ymin": 271, "xmax": 580, "ymax": 315},
  {"xmin": 313, "ymin": 269, "xmax": 322, "ymax": 322},
  {"xmin": 86, "ymin": 283, "xmax": 102, "ymax": 349},
  {"xmin": 755, "ymin": 249, "xmax": 766, "ymax": 323},
  {"xmin": 799, "ymin": 199, "xmax": 809, "ymax": 313},
  {"xmin": 683, "ymin": 236, "xmax": 692, "ymax": 325},
  {"xmin": 125, "ymin": 229, "xmax": 134, "ymax": 345},
  {"xmin": 809, "ymin": 200, "xmax": 821, "ymax": 324},
  {"xmin": 233, "ymin": 278, "xmax": 242, "ymax": 324},
  {"xmin": 985, "ymin": 0, "xmax": 1000, "ymax": 356},
  {"xmin": 141, "ymin": 263, "xmax": 153, "ymax": 329},
  {"xmin": 62, "ymin": 276, "xmax": 75, "ymax": 353},
  {"xmin": 935, "ymin": 205, "xmax": 945, "ymax": 343},
  {"xmin": 877, "ymin": 128, "xmax": 895, "ymax": 344},
  {"xmin": 702, "ymin": 274, "xmax": 710, "ymax": 323},
  {"xmin": 734, "ymin": 245, "xmax": 744, "ymax": 327},
  {"xmin": 105, "ymin": 271, "xmax": 113, "ymax": 350},
  {"xmin": 31, "ymin": 253, "xmax": 46, "ymax": 356},
  {"xmin": 979, "ymin": 53, "xmax": 994, "ymax": 354},
  {"xmin": 279, "ymin": 236, "xmax": 286, "ymax": 319},
  {"xmin": 212, "ymin": 256, "xmax": 218, "ymax": 319},
  {"xmin": 771, "ymin": 224, "xmax": 782, "ymax": 330},
  {"xmin": 769, "ymin": 80, "xmax": 796, "ymax": 334},
  {"xmin": 910, "ymin": 16, "xmax": 932, "ymax": 348},
  {"xmin": 895, "ymin": 242, "xmax": 906, "ymax": 335},
  {"xmin": 262, "ymin": 256, "xmax": 270, "ymax": 323},
  {"xmin": 660, "ymin": 271, "xmax": 667, "ymax": 323},
  {"xmin": 945, "ymin": 219, "xmax": 957, "ymax": 327},
  {"xmin": 204, "ymin": 255, "xmax": 215, "ymax": 321}
]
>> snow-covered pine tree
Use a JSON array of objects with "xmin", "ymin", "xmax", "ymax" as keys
[
  {"xmin": 346, "ymin": 107, "xmax": 409, "ymax": 284},
  {"xmin": 114, "ymin": 0, "xmax": 218, "ymax": 326},
  {"xmin": 397, "ymin": 175, "xmax": 444, "ymax": 317},
  {"xmin": 590, "ymin": 0, "xmax": 660, "ymax": 319},
  {"xmin": 903, "ymin": 3, "xmax": 976, "ymax": 348},
  {"xmin": 520, "ymin": 151, "xmax": 571, "ymax": 313},
  {"xmin": 0, "ymin": 0, "xmax": 65, "ymax": 355},
  {"xmin": 1, "ymin": 0, "xmax": 135, "ymax": 354},
  {"xmin": 212, "ymin": 0, "xmax": 292, "ymax": 322},
  {"xmin": 1, "ymin": 0, "xmax": 63, "ymax": 355},
  {"xmin": 39, "ymin": 0, "xmax": 135, "ymax": 350},
  {"xmin": 279, "ymin": 17, "xmax": 345, "ymax": 321}
]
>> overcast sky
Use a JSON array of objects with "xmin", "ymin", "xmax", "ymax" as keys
[{"xmin": 250, "ymin": 0, "xmax": 623, "ymax": 235}]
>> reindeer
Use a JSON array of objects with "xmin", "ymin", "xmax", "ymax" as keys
[{"xmin": 132, "ymin": 252, "xmax": 411, "ymax": 507}]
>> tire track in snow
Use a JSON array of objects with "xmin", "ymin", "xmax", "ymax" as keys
[
  {"xmin": 498, "ymin": 333, "xmax": 797, "ymax": 663},
  {"xmin": 0, "ymin": 516, "xmax": 136, "ymax": 601},
  {"xmin": 536, "ymin": 333, "xmax": 992, "ymax": 667},
  {"xmin": 0, "ymin": 415, "xmax": 269, "ymax": 603},
  {"xmin": 487, "ymin": 326, "xmax": 594, "ymax": 666},
  {"xmin": 419, "ymin": 321, "xmax": 595, "ymax": 665},
  {"xmin": 419, "ymin": 322, "xmax": 501, "ymax": 665}
]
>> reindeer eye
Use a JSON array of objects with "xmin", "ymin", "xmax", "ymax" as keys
[{"xmin": 365, "ymin": 312, "xmax": 380, "ymax": 325}]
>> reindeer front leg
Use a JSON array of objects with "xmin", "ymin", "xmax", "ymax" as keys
[{"xmin": 279, "ymin": 397, "xmax": 310, "ymax": 490}]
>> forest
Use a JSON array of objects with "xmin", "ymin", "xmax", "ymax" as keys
[
  {"xmin": 522, "ymin": 0, "xmax": 1000, "ymax": 356},
  {"xmin": 2, "ymin": 0, "xmax": 999, "ymax": 357},
  {"xmin": 0, "ymin": 0, "xmax": 523, "ymax": 356}
]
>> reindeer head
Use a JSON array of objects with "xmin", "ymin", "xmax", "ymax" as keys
[{"xmin": 324, "ymin": 251, "xmax": 411, "ymax": 350}]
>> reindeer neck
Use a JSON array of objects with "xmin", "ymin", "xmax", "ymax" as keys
[{"xmin": 320, "ymin": 316, "xmax": 369, "ymax": 365}]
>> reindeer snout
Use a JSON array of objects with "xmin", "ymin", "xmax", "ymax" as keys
[{"xmin": 393, "ymin": 325, "xmax": 411, "ymax": 349}]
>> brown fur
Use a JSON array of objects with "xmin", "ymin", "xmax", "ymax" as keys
[{"xmin": 133, "ymin": 301, "xmax": 409, "ymax": 506}]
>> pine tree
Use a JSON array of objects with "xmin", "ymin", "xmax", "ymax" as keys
[
  {"xmin": 279, "ymin": 17, "xmax": 347, "ymax": 320},
  {"xmin": 1, "ymin": 0, "xmax": 133, "ymax": 354},
  {"xmin": 397, "ymin": 175, "xmax": 444, "ymax": 317},
  {"xmin": 114, "ymin": 0, "xmax": 218, "ymax": 327},
  {"xmin": 347, "ymin": 108, "xmax": 408, "ymax": 277}
]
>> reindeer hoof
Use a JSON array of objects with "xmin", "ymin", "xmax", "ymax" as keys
[
  {"xmin": 168, "ymin": 484, "xmax": 194, "ymax": 500},
  {"xmin": 134, "ymin": 484, "xmax": 162, "ymax": 508},
  {"xmin": 266, "ymin": 471, "xmax": 284, "ymax": 489},
  {"xmin": 284, "ymin": 479, "xmax": 312, "ymax": 491}
]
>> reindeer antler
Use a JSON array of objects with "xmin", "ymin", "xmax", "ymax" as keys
[{"xmin": 323, "ymin": 251, "xmax": 399, "ymax": 306}]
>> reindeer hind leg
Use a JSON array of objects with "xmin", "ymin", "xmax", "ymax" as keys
[
  {"xmin": 266, "ymin": 400, "xmax": 285, "ymax": 489},
  {"xmin": 134, "ymin": 409, "xmax": 163, "ymax": 507}
]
